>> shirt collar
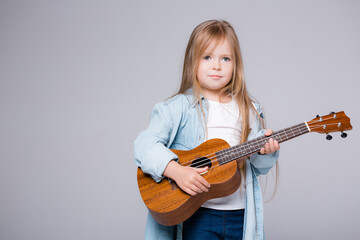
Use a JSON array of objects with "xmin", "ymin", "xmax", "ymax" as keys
[{"xmin": 185, "ymin": 88, "xmax": 206, "ymax": 108}]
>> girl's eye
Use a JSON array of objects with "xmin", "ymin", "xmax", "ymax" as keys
[
  {"xmin": 222, "ymin": 57, "xmax": 231, "ymax": 62},
  {"xmin": 203, "ymin": 56, "xmax": 211, "ymax": 60}
]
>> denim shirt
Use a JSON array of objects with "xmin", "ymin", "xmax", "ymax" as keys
[{"xmin": 134, "ymin": 91, "xmax": 279, "ymax": 240}]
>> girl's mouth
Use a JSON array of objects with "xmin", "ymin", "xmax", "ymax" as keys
[{"xmin": 209, "ymin": 75, "xmax": 222, "ymax": 79}]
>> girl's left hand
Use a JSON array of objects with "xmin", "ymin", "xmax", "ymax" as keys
[{"xmin": 259, "ymin": 129, "xmax": 280, "ymax": 154}]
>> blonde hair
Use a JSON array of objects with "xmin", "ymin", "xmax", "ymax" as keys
[
  {"xmin": 178, "ymin": 19, "xmax": 252, "ymax": 143},
  {"xmin": 178, "ymin": 20, "xmax": 279, "ymax": 198}
]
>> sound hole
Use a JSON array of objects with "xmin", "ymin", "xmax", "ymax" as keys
[
  {"xmin": 169, "ymin": 157, "xmax": 212, "ymax": 190},
  {"xmin": 190, "ymin": 156, "xmax": 212, "ymax": 169}
]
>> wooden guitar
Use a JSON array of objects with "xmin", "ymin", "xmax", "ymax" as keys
[{"xmin": 137, "ymin": 111, "xmax": 352, "ymax": 226}]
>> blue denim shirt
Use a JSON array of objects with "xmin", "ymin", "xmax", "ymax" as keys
[{"xmin": 134, "ymin": 91, "xmax": 279, "ymax": 240}]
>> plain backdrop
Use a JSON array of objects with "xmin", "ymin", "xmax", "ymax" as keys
[{"xmin": 1, "ymin": 0, "xmax": 359, "ymax": 239}]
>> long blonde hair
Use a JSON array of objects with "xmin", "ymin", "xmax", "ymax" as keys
[
  {"xmin": 177, "ymin": 20, "xmax": 279, "ymax": 198},
  {"xmin": 178, "ymin": 19, "xmax": 252, "ymax": 143}
]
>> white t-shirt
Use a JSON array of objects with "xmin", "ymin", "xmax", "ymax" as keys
[{"xmin": 201, "ymin": 98, "xmax": 246, "ymax": 210}]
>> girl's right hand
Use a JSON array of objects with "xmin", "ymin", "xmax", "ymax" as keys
[{"xmin": 163, "ymin": 160, "xmax": 210, "ymax": 196}]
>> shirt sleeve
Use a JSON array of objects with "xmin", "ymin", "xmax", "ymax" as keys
[
  {"xmin": 134, "ymin": 102, "xmax": 179, "ymax": 182},
  {"xmin": 248, "ymin": 104, "xmax": 279, "ymax": 176},
  {"xmin": 249, "ymin": 129, "xmax": 279, "ymax": 176}
]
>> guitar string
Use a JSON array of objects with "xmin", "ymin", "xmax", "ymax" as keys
[
  {"xmin": 178, "ymin": 124, "xmax": 308, "ymax": 168},
  {"xmin": 184, "ymin": 114, "xmax": 345, "ymax": 166},
  {"xmin": 177, "ymin": 117, "xmax": 345, "ymax": 169},
  {"xmin": 178, "ymin": 117, "xmax": 344, "ymax": 169},
  {"xmin": 182, "ymin": 123, "xmax": 307, "ymax": 164},
  {"xmin": 192, "ymin": 119, "xmax": 345, "ymax": 169},
  {"xmin": 178, "ymin": 114, "xmax": 343, "ymax": 167},
  {"xmin": 178, "ymin": 124, "xmax": 309, "ymax": 169}
]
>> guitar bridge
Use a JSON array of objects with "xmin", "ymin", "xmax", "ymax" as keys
[{"xmin": 168, "ymin": 178, "xmax": 179, "ymax": 190}]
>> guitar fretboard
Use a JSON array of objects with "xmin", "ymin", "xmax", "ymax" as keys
[{"xmin": 215, "ymin": 122, "xmax": 309, "ymax": 165}]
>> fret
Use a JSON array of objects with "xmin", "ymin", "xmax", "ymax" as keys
[
  {"xmin": 296, "ymin": 124, "xmax": 301, "ymax": 136},
  {"xmin": 216, "ymin": 123, "xmax": 310, "ymax": 165}
]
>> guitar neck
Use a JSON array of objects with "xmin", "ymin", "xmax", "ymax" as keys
[{"xmin": 216, "ymin": 122, "xmax": 310, "ymax": 165}]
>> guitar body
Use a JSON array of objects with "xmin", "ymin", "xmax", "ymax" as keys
[{"xmin": 137, "ymin": 138, "xmax": 242, "ymax": 226}]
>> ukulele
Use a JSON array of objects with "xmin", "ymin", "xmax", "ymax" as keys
[{"xmin": 137, "ymin": 111, "xmax": 352, "ymax": 226}]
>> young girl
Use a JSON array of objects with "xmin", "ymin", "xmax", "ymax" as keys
[{"xmin": 134, "ymin": 20, "xmax": 280, "ymax": 240}]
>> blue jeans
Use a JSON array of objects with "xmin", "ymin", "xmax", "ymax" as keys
[{"xmin": 183, "ymin": 207, "xmax": 244, "ymax": 240}]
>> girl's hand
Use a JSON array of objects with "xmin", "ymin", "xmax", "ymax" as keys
[
  {"xmin": 163, "ymin": 160, "xmax": 210, "ymax": 196},
  {"xmin": 259, "ymin": 129, "xmax": 280, "ymax": 155}
]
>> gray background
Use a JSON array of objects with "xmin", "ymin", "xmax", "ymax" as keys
[{"xmin": 1, "ymin": 0, "xmax": 359, "ymax": 239}]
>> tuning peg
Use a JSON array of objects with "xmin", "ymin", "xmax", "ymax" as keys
[
  {"xmin": 326, "ymin": 134, "xmax": 333, "ymax": 140},
  {"xmin": 329, "ymin": 111, "xmax": 335, "ymax": 115},
  {"xmin": 341, "ymin": 132, "xmax": 347, "ymax": 138},
  {"xmin": 316, "ymin": 115, "xmax": 323, "ymax": 121}
]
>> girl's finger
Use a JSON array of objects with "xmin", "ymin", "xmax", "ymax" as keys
[
  {"xmin": 264, "ymin": 143, "xmax": 270, "ymax": 153},
  {"xmin": 265, "ymin": 129, "xmax": 273, "ymax": 136},
  {"xmin": 190, "ymin": 181, "xmax": 205, "ymax": 194},
  {"xmin": 269, "ymin": 138, "xmax": 276, "ymax": 153},
  {"xmin": 185, "ymin": 187, "xmax": 197, "ymax": 196},
  {"xmin": 194, "ymin": 166, "xmax": 208, "ymax": 174},
  {"xmin": 260, "ymin": 147, "xmax": 265, "ymax": 154},
  {"xmin": 196, "ymin": 175, "xmax": 210, "ymax": 189},
  {"xmin": 193, "ymin": 179, "xmax": 208, "ymax": 193}
]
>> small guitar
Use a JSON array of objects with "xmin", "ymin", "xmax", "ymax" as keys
[{"xmin": 137, "ymin": 111, "xmax": 352, "ymax": 226}]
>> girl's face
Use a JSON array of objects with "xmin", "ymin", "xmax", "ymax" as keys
[{"xmin": 196, "ymin": 38, "xmax": 234, "ymax": 101}]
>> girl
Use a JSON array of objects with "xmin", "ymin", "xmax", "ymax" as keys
[{"xmin": 134, "ymin": 20, "xmax": 280, "ymax": 240}]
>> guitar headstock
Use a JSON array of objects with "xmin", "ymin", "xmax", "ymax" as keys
[{"xmin": 306, "ymin": 111, "xmax": 352, "ymax": 139}]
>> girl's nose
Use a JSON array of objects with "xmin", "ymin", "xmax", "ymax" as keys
[{"xmin": 212, "ymin": 59, "xmax": 221, "ymax": 70}]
